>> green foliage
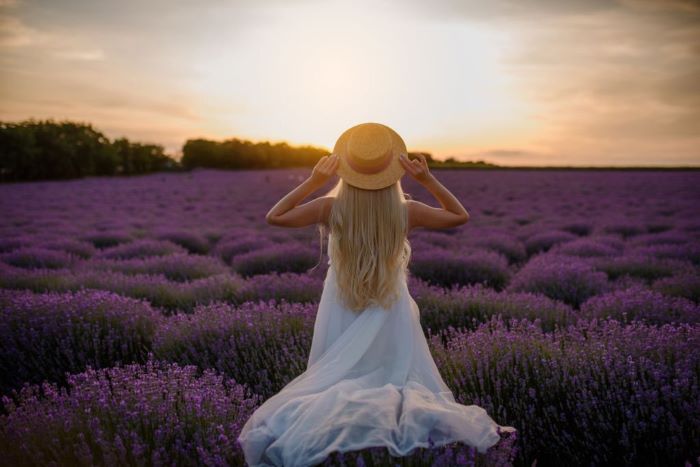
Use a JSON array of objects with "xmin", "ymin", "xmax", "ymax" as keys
[
  {"xmin": 1, "ymin": 118, "xmax": 502, "ymax": 181},
  {"xmin": 181, "ymin": 137, "xmax": 330, "ymax": 170},
  {"xmin": 112, "ymin": 137, "xmax": 177, "ymax": 175},
  {"xmin": 0, "ymin": 119, "xmax": 178, "ymax": 181}
]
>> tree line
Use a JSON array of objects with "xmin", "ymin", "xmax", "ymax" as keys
[
  {"xmin": 181, "ymin": 138, "xmax": 328, "ymax": 170},
  {"xmin": 0, "ymin": 119, "xmax": 496, "ymax": 182},
  {"xmin": 0, "ymin": 119, "xmax": 179, "ymax": 182}
]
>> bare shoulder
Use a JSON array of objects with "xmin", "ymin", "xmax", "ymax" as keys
[
  {"xmin": 405, "ymin": 198, "xmax": 470, "ymax": 231},
  {"xmin": 406, "ymin": 199, "xmax": 428, "ymax": 231}
]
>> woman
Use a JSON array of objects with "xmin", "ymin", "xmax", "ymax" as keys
[{"xmin": 237, "ymin": 123, "xmax": 516, "ymax": 466}]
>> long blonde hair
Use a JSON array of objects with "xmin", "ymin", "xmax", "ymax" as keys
[{"xmin": 316, "ymin": 178, "xmax": 412, "ymax": 313}]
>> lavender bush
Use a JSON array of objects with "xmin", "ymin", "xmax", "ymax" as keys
[
  {"xmin": 524, "ymin": 229, "xmax": 578, "ymax": 256},
  {"xmin": 42, "ymin": 238, "xmax": 98, "ymax": 259},
  {"xmin": 592, "ymin": 253, "xmax": 695, "ymax": 281},
  {"xmin": 628, "ymin": 229, "xmax": 692, "ymax": 246},
  {"xmin": 652, "ymin": 272, "xmax": 700, "ymax": 303},
  {"xmin": 431, "ymin": 316, "xmax": 700, "ymax": 466},
  {"xmin": 0, "ymin": 263, "xmax": 245, "ymax": 312},
  {"xmin": 0, "ymin": 289, "xmax": 160, "ymax": 394},
  {"xmin": 463, "ymin": 231, "xmax": 527, "ymax": 264},
  {"xmin": 0, "ymin": 246, "xmax": 78, "ymax": 269},
  {"xmin": 154, "ymin": 300, "xmax": 316, "ymax": 399},
  {"xmin": 601, "ymin": 222, "xmax": 645, "ymax": 239},
  {"xmin": 507, "ymin": 253, "xmax": 610, "ymax": 308},
  {"xmin": 154, "ymin": 229, "xmax": 211, "ymax": 254},
  {"xmin": 580, "ymin": 284, "xmax": 700, "ymax": 324},
  {"xmin": 409, "ymin": 248, "xmax": 511, "ymax": 290},
  {"xmin": 212, "ymin": 236, "xmax": 274, "ymax": 265},
  {"xmin": 80, "ymin": 232, "xmax": 133, "ymax": 249},
  {"xmin": 409, "ymin": 277, "xmax": 575, "ymax": 333},
  {"xmin": 232, "ymin": 243, "xmax": 319, "ymax": 277},
  {"xmin": 549, "ymin": 235, "xmax": 624, "ymax": 258},
  {"xmin": 97, "ymin": 238, "xmax": 188, "ymax": 259},
  {"xmin": 0, "ymin": 236, "xmax": 33, "ymax": 253},
  {"xmin": 627, "ymin": 242, "xmax": 700, "ymax": 265},
  {"xmin": 558, "ymin": 222, "xmax": 592, "ymax": 236},
  {"xmin": 83, "ymin": 252, "xmax": 231, "ymax": 282},
  {"xmin": 237, "ymin": 271, "xmax": 324, "ymax": 303},
  {"xmin": 0, "ymin": 360, "xmax": 260, "ymax": 466}
]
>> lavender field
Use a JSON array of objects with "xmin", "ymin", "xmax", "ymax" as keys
[{"xmin": 1, "ymin": 168, "xmax": 699, "ymax": 466}]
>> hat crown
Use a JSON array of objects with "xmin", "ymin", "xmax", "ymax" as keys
[
  {"xmin": 333, "ymin": 121, "xmax": 406, "ymax": 190},
  {"xmin": 347, "ymin": 123, "xmax": 392, "ymax": 163}
]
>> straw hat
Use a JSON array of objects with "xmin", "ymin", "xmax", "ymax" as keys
[{"xmin": 333, "ymin": 122, "xmax": 407, "ymax": 190}]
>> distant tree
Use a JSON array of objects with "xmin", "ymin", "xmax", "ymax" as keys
[
  {"xmin": 181, "ymin": 137, "xmax": 328, "ymax": 170},
  {"xmin": 0, "ymin": 119, "xmax": 118, "ymax": 181},
  {"xmin": 113, "ymin": 138, "xmax": 174, "ymax": 174},
  {"xmin": 0, "ymin": 119, "xmax": 179, "ymax": 182}
]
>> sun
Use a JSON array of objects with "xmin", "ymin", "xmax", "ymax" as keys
[{"xmin": 189, "ymin": 1, "xmax": 537, "ymax": 156}]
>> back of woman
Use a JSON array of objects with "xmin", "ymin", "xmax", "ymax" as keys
[{"xmin": 237, "ymin": 122, "xmax": 515, "ymax": 467}]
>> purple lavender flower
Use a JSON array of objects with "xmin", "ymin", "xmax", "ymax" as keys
[
  {"xmin": 154, "ymin": 300, "xmax": 316, "ymax": 399},
  {"xmin": 0, "ymin": 247, "xmax": 77, "ymax": 269},
  {"xmin": 154, "ymin": 229, "xmax": 211, "ymax": 254},
  {"xmin": 0, "ymin": 288, "xmax": 161, "ymax": 393},
  {"xmin": 84, "ymin": 252, "xmax": 230, "ymax": 282},
  {"xmin": 232, "ymin": 242, "xmax": 319, "ymax": 277},
  {"xmin": 429, "ymin": 315, "xmax": 700, "ymax": 466},
  {"xmin": 98, "ymin": 238, "xmax": 188, "ymax": 259},
  {"xmin": 80, "ymin": 232, "xmax": 133, "ymax": 249},
  {"xmin": 409, "ymin": 248, "xmax": 511, "ymax": 290},
  {"xmin": 524, "ymin": 229, "xmax": 578, "ymax": 256},
  {"xmin": 652, "ymin": 272, "xmax": 700, "ymax": 303},
  {"xmin": 592, "ymin": 253, "xmax": 695, "ymax": 281},
  {"xmin": 409, "ymin": 278, "xmax": 575, "ymax": 333},
  {"xmin": 507, "ymin": 253, "xmax": 609, "ymax": 308},
  {"xmin": 580, "ymin": 284, "xmax": 700, "ymax": 325},
  {"xmin": 238, "ymin": 271, "xmax": 323, "ymax": 303},
  {"xmin": 550, "ymin": 236, "xmax": 624, "ymax": 258},
  {"xmin": 0, "ymin": 360, "xmax": 260, "ymax": 466}
]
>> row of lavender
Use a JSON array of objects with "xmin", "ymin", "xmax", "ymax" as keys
[
  {"xmin": 7, "ymin": 275, "xmax": 698, "ymax": 396},
  {"xmin": 5, "ymin": 275, "xmax": 698, "ymax": 396},
  {"xmin": 1, "ymin": 232, "xmax": 699, "ymax": 312},
  {"xmin": 1, "ymin": 169, "xmax": 699, "ymax": 315},
  {"xmin": 1, "ymin": 285, "xmax": 698, "ymax": 465}
]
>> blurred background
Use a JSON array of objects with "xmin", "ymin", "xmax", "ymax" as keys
[{"xmin": 1, "ymin": 0, "xmax": 699, "ymax": 181}]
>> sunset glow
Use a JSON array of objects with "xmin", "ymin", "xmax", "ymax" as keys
[{"xmin": 1, "ymin": 0, "xmax": 698, "ymax": 166}]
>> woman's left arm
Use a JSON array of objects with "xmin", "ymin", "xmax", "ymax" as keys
[{"xmin": 265, "ymin": 153, "xmax": 339, "ymax": 227}]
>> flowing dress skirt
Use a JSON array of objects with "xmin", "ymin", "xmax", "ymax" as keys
[{"xmin": 237, "ymin": 257, "xmax": 516, "ymax": 466}]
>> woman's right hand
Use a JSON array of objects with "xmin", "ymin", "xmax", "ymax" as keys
[{"xmin": 399, "ymin": 153, "xmax": 434, "ymax": 185}]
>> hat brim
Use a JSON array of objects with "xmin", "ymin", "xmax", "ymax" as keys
[{"xmin": 334, "ymin": 123, "xmax": 407, "ymax": 190}]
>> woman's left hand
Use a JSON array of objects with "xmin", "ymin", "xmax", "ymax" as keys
[{"xmin": 309, "ymin": 153, "xmax": 340, "ymax": 187}]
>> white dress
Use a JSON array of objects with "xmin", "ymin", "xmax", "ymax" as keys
[{"xmin": 237, "ymin": 234, "xmax": 517, "ymax": 466}]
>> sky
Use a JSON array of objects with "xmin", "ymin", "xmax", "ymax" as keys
[{"xmin": 1, "ymin": 0, "xmax": 699, "ymax": 167}]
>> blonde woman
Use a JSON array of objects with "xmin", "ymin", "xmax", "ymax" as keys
[{"xmin": 237, "ymin": 123, "xmax": 516, "ymax": 466}]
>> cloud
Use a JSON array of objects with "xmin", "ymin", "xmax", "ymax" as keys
[
  {"xmin": 0, "ymin": 14, "xmax": 47, "ymax": 47},
  {"xmin": 51, "ymin": 48, "xmax": 104, "ymax": 61},
  {"xmin": 0, "ymin": 13, "xmax": 106, "ymax": 61},
  {"xmin": 397, "ymin": 0, "xmax": 700, "ymax": 164}
]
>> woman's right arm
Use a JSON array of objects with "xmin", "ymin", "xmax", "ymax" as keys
[{"xmin": 399, "ymin": 153, "xmax": 470, "ymax": 231}]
